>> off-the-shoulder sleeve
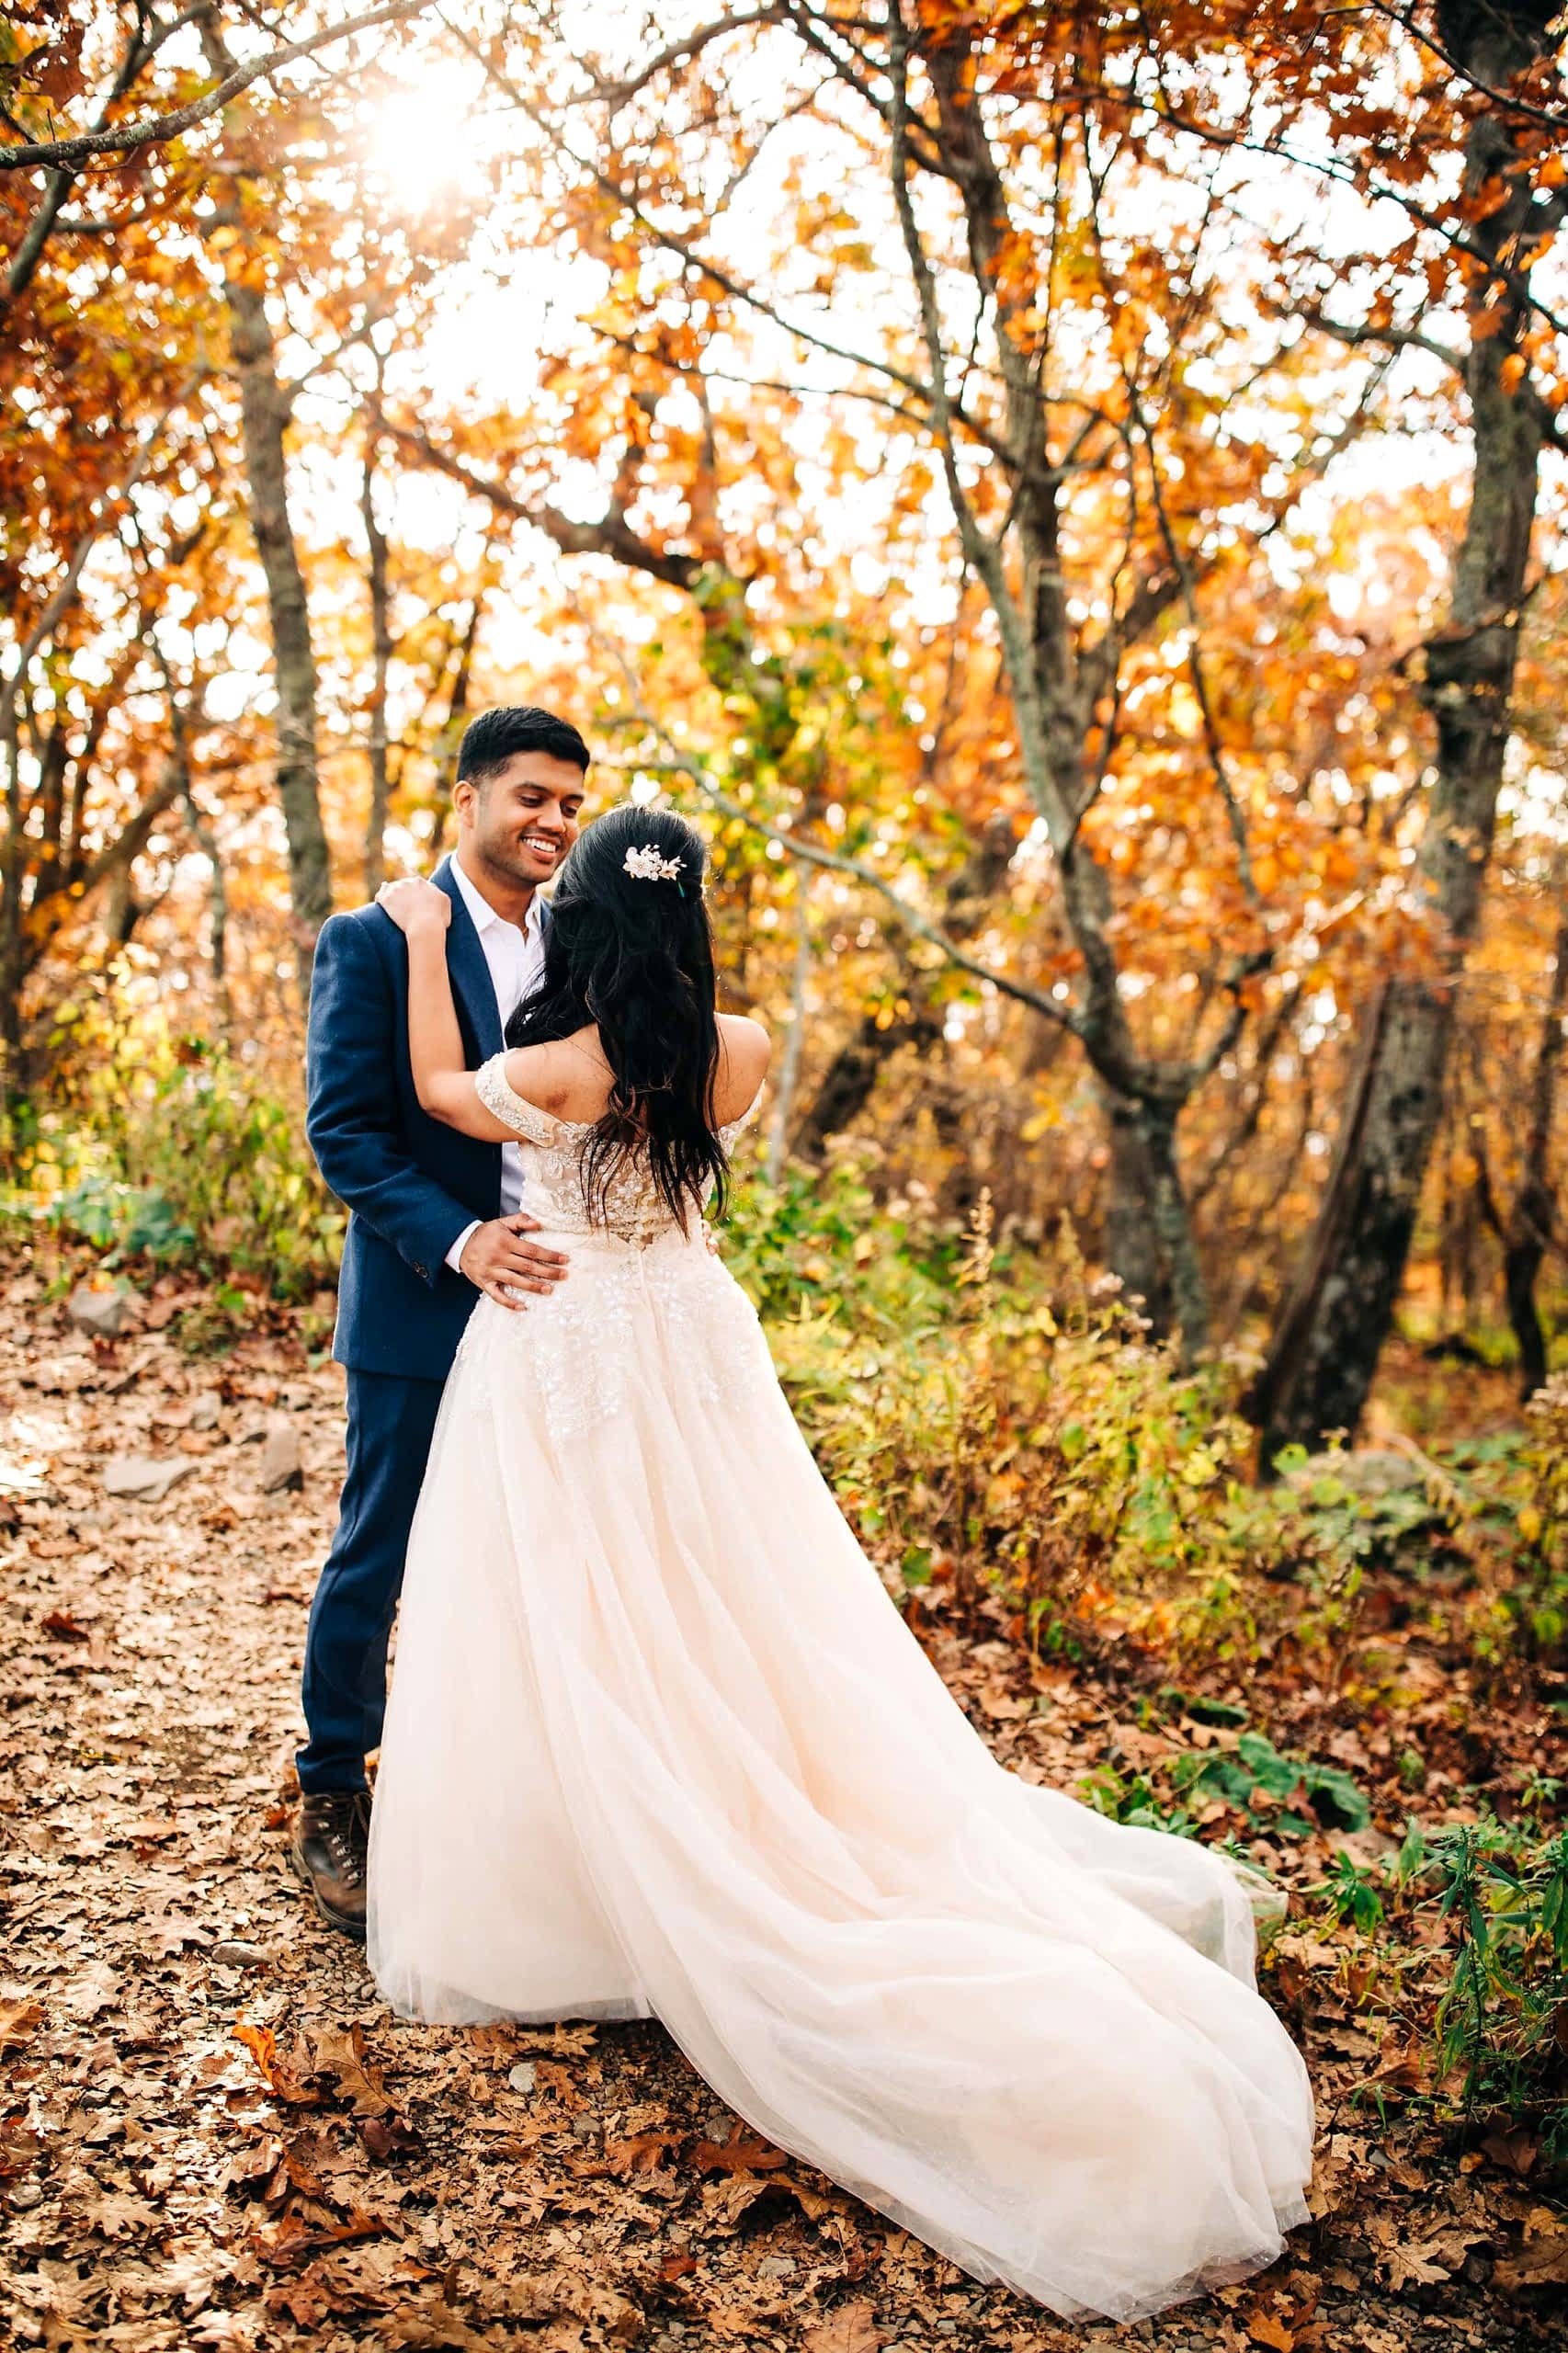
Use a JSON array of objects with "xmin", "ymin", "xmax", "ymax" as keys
[
  {"xmin": 473, "ymin": 1051, "xmax": 562, "ymax": 1145},
  {"xmin": 719, "ymin": 1089, "xmax": 765, "ymax": 1150}
]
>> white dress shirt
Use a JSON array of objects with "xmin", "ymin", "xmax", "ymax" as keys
[{"xmin": 442, "ymin": 855, "xmax": 548, "ymax": 1276}]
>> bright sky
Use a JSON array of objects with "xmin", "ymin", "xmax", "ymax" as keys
[{"xmin": 115, "ymin": 5, "xmax": 1568, "ymax": 847}]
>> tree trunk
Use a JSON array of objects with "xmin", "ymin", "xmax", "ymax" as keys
[
  {"xmin": 1101, "ymin": 1089, "xmax": 1175, "ymax": 1332},
  {"xmin": 362, "ymin": 424, "xmax": 392, "ymax": 899},
  {"xmin": 1250, "ymin": 13, "xmax": 1551, "ymax": 1459},
  {"xmin": 1136, "ymin": 1101, "xmax": 1210, "ymax": 1355},
  {"xmin": 1503, "ymin": 881, "xmax": 1568, "ymax": 1396},
  {"xmin": 199, "ymin": 17, "xmax": 331, "ymax": 961},
  {"xmin": 223, "ymin": 267, "xmax": 333, "ymax": 954},
  {"xmin": 795, "ymin": 1004, "xmax": 942, "ymax": 1159},
  {"xmin": 426, "ymin": 588, "xmax": 486, "ymax": 863}
]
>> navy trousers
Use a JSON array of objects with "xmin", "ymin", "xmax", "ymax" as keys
[{"xmin": 297, "ymin": 1369, "xmax": 446, "ymax": 1795}]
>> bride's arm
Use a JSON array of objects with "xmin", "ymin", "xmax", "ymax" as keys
[{"xmin": 374, "ymin": 878, "xmax": 517, "ymax": 1142}]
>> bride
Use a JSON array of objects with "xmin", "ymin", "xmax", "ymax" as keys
[{"xmin": 368, "ymin": 800, "xmax": 1314, "ymax": 2323}]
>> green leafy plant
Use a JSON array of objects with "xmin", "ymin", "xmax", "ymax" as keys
[
  {"xmin": 1168, "ymin": 1731, "xmax": 1373, "ymax": 1839},
  {"xmin": 1414, "ymin": 1813, "xmax": 1568, "ymax": 2161},
  {"xmin": 5, "ymin": 996, "xmax": 342, "ymax": 1301}
]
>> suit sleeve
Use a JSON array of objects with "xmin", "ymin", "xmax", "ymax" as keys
[{"xmin": 305, "ymin": 914, "xmax": 480, "ymax": 1290}]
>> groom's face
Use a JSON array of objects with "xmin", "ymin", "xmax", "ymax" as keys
[{"xmin": 460, "ymin": 752, "xmax": 586, "ymax": 892}]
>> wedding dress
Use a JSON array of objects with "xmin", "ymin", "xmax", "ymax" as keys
[{"xmin": 366, "ymin": 1051, "xmax": 1315, "ymax": 2322}]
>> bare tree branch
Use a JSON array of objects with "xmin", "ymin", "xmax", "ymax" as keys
[{"xmin": 1, "ymin": 0, "xmax": 439, "ymax": 171}]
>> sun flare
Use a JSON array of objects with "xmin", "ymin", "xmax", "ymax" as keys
[{"xmin": 359, "ymin": 63, "xmax": 493, "ymax": 212}]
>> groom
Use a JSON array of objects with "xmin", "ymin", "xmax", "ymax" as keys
[{"xmin": 291, "ymin": 703, "xmax": 589, "ymax": 1936}]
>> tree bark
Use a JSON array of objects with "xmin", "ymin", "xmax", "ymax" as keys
[
  {"xmin": 899, "ymin": 21, "xmax": 1229, "ymax": 1352},
  {"xmin": 361, "ymin": 421, "xmax": 392, "ymax": 899},
  {"xmin": 1250, "ymin": 10, "xmax": 1553, "ymax": 1458},
  {"xmin": 199, "ymin": 17, "xmax": 332, "ymax": 962},
  {"xmin": 1480, "ymin": 874, "xmax": 1568, "ymax": 1398},
  {"xmin": 222, "ymin": 266, "xmax": 333, "ymax": 952},
  {"xmin": 1102, "ymin": 1091, "xmax": 1176, "ymax": 1332},
  {"xmin": 795, "ymin": 1002, "xmax": 943, "ymax": 1161}
]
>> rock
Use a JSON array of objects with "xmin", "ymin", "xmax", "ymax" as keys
[
  {"xmin": 189, "ymin": 1391, "xmax": 222, "ymax": 1431},
  {"xmin": 67, "ymin": 1282, "xmax": 131, "ymax": 1338},
  {"xmin": 257, "ymin": 1415, "xmax": 302, "ymax": 1494},
  {"xmin": 102, "ymin": 1453, "xmax": 197, "ymax": 1504},
  {"xmin": 506, "ymin": 2061, "xmax": 537, "ymax": 2094},
  {"xmin": 210, "ymin": 1940, "xmax": 268, "ymax": 1970}
]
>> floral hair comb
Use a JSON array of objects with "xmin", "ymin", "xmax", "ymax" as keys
[{"xmin": 623, "ymin": 843, "xmax": 686, "ymax": 885}]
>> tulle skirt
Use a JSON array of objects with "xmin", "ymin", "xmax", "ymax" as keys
[{"xmin": 367, "ymin": 1222, "xmax": 1314, "ymax": 2321}]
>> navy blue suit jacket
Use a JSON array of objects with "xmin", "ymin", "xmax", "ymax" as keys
[{"xmin": 305, "ymin": 856, "xmax": 540, "ymax": 1380}]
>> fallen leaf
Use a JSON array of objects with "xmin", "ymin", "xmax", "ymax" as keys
[
  {"xmin": 1381, "ymin": 2237, "xmax": 1454, "ymax": 2291},
  {"xmin": 233, "ymin": 2021, "xmax": 324, "ymax": 2108},
  {"xmin": 0, "ymin": 1996, "xmax": 43, "ymax": 2054},
  {"xmin": 0, "ymin": 2122, "xmax": 43, "ymax": 2179},
  {"xmin": 690, "ymin": 2120, "xmax": 790, "ymax": 2173},
  {"xmin": 1494, "ymin": 2222, "xmax": 1568, "ymax": 2290},
  {"xmin": 40, "ymin": 1607, "xmax": 91, "ymax": 1642},
  {"xmin": 310, "ymin": 2022, "xmax": 394, "ymax": 2116},
  {"xmin": 1481, "ymin": 2124, "xmax": 1539, "ymax": 2177},
  {"xmin": 249, "ymin": 2202, "xmax": 387, "ymax": 2268},
  {"xmin": 360, "ymin": 2110, "xmax": 424, "ymax": 2159},
  {"xmin": 803, "ymin": 2303, "xmax": 881, "ymax": 2353}
]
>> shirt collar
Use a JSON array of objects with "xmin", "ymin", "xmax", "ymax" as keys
[{"xmin": 449, "ymin": 853, "xmax": 541, "ymax": 943}]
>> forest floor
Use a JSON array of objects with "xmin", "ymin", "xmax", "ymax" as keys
[{"xmin": 1, "ymin": 1252, "xmax": 1565, "ymax": 2353}]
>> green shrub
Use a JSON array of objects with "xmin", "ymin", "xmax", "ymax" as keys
[
  {"xmin": 1415, "ymin": 1810, "xmax": 1568, "ymax": 2162},
  {"xmin": 3, "ymin": 998, "xmax": 342, "ymax": 1301},
  {"xmin": 727, "ymin": 1176, "xmax": 1342, "ymax": 1664}
]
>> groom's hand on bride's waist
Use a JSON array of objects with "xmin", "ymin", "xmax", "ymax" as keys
[{"xmin": 458, "ymin": 1214, "xmax": 569, "ymax": 1308}]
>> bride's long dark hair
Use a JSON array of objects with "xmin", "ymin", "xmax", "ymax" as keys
[{"xmin": 503, "ymin": 801, "xmax": 729, "ymax": 1231}]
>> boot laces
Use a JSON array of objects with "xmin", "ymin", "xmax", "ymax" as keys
[{"xmin": 313, "ymin": 1791, "xmax": 370, "ymax": 1882}]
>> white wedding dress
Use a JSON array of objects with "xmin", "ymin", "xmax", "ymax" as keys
[{"xmin": 367, "ymin": 1051, "xmax": 1315, "ymax": 2322}]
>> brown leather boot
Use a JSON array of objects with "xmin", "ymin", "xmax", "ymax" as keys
[{"xmin": 290, "ymin": 1790, "xmax": 371, "ymax": 1938}]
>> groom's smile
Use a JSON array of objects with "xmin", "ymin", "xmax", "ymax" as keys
[{"xmin": 453, "ymin": 745, "xmax": 588, "ymax": 912}]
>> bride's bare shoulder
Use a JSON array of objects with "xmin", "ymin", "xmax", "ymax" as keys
[
  {"xmin": 715, "ymin": 1013, "xmax": 769, "ymax": 1121},
  {"xmin": 500, "ymin": 1028, "xmax": 611, "ymax": 1121}
]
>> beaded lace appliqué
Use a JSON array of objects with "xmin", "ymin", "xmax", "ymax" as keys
[{"xmin": 460, "ymin": 1051, "xmax": 775, "ymax": 1445}]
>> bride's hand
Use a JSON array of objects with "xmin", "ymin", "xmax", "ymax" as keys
[{"xmin": 376, "ymin": 877, "xmax": 451, "ymax": 938}]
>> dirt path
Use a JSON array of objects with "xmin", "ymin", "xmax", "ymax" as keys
[{"xmin": 1, "ymin": 1262, "xmax": 1562, "ymax": 2353}]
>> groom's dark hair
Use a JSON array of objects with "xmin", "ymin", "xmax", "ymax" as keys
[{"xmin": 457, "ymin": 705, "xmax": 590, "ymax": 789}]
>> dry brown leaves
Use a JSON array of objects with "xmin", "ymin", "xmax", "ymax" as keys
[{"xmin": 1, "ymin": 1255, "xmax": 1564, "ymax": 2351}]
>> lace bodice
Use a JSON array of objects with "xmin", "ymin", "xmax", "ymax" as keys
[{"xmin": 473, "ymin": 1051, "xmax": 759, "ymax": 1245}]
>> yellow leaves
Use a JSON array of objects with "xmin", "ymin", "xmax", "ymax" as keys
[
  {"xmin": 1500, "ymin": 353, "xmax": 1528, "ymax": 395},
  {"xmin": 1002, "ymin": 307, "xmax": 1048, "ymax": 348},
  {"xmin": 1458, "ymin": 178, "xmax": 1514, "ymax": 224},
  {"xmin": 1166, "ymin": 682, "xmax": 1202, "ymax": 740}
]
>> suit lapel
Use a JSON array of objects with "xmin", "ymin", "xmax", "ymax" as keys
[{"xmin": 434, "ymin": 856, "xmax": 504, "ymax": 1063}]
